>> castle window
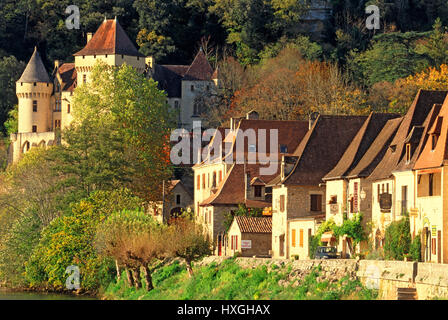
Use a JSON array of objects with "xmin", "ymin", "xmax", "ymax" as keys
[
  {"xmin": 33, "ymin": 100, "xmax": 37, "ymax": 112},
  {"xmin": 32, "ymin": 125, "xmax": 37, "ymax": 133},
  {"xmin": 206, "ymin": 85, "xmax": 210, "ymax": 91},
  {"xmin": 191, "ymin": 85, "xmax": 194, "ymax": 92},
  {"xmin": 33, "ymin": 82, "xmax": 36, "ymax": 86},
  {"xmin": 83, "ymin": 74, "xmax": 87, "ymax": 84},
  {"xmin": 176, "ymin": 194, "xmax": 181, "ymax": 205},
  {"xmin": 67, "ymin": 104, "xmax": 71, "ymax": 114}
]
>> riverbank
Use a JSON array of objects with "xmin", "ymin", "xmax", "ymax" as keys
[
  {"xmin": 102, "ymin": 258, "xmax": 378, "ymax": 300},
  {"xmin": 0, "ymin": 288, "xmax": 97, "ymax": 300}
]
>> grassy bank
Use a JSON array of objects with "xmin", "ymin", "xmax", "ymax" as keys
[{"xmin": 103, "ymin": 259, "xmax": 378, "ymax": 300}]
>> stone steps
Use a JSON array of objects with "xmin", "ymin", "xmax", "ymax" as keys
[{"xmin": 397, "ymin": 287, "xmax": 417, "ymax": 300}]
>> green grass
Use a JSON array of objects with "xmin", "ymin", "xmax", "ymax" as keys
[{"xmin": 103, "ymin": 259, "xmax": 379, "ymax": 300}]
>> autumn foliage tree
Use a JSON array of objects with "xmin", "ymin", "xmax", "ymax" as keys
[
  {"xmin": 166, "ymin": 217, "xmax": 211, "ymax": 277},
  {"xmin": 229, "ymin": 47, "xmax": 369, "ymax": 120}
]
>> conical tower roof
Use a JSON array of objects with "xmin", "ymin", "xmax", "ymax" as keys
[
  {"xmin": 183, "ymin": 48, "xmax": 214, "ymax": 81},
  {"xmin": 18, "ymin": 47, "xmax": 50, "ymax": 83}
]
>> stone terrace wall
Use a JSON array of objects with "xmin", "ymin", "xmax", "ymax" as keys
[{"xmin": 198, "ymin": 257, "xmax": 448, "ymax": 299}]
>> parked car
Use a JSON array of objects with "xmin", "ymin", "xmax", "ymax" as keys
[{"xmin": 315, "ymin": 246, "xmax": 338, "ymax": 259}]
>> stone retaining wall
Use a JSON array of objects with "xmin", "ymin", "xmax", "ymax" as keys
[{"xmin": 197, "ymin": 256, "xmax": 448, "ymax": 299}]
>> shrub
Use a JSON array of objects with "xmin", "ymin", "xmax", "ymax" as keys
[
  {"xmin": 383, "ymin": 216, "xmax": 411, "ymax": 260},
  {"xmin": 409, "ymin": 234, "xmax": 422, "ymax": 262}
]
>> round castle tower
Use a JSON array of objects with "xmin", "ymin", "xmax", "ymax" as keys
[{"xmin": 16, "ymin": 47, "xmax": 53, "ymax": 133}]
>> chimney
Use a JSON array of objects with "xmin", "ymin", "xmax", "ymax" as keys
[
  {"xmin": 87, "ymin": 32, "xmax": 93, "ymax": 43},
  {"xmin": 309, "ymin": 112, "xmax": 320, "ymax": 130}
]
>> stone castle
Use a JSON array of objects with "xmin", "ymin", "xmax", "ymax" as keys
[{"xmin": 10, "ymin": 17, "xmax": 217, "ymax": 163}]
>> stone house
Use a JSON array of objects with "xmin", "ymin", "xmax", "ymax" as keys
[
  {"xmin": 193, "ymin": 115, "xmax": 309, "ymax": 253},
  {"xmin": 322, "ymin": 112, "xmax": 401, "ymax": 256},
  {"xmin": 367, "ymin": 90, "xmax": 448, "ymax": 249},
  {"xmin": 288, "ymin": 214, "xmax": 325, "ymax": 259},
  {"xmin": 151, "ymin": 48, "xmax": 218, "ymax": 131},
  {"xmin": 414, "ymin": 94, "xmax": 448, "ymax": 263},
  {"xmin": 226, "ymin": 216, "xmax": 272, "ymax": 257},
  {"xmin": 147, "ymin": 180, "xmax": 194, "ymax": 224},
  {"xmin": 10, "ymin": 18, "xmax": 148, "ymax": 163},
  {"xmin": 268, "ymin": 114, "xmax": 368, "ymax": 259}
]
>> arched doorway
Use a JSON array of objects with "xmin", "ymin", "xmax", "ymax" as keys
[{"xmin": 22, "ymin": 141, "xmax": 30, "ymax": 154}]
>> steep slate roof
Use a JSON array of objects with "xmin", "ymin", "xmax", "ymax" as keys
[
  {"xmin": 223, "ymin": 119, "xmax": 310, "ymax": 162},
  {"xmin": 281, "ymin": 115, "xmax": 368, "ymax": 186},
  {"xmin": 183, "ymin": 49, "xmax": 214, "ymax": 81},
  {"xmin": 57, "ymin": 63, "xmax": 77, "ymax": 92},
  {"xmin": 152, "ymin": 64, "xmax": 189, "ymax": 97},
  {"xmin": 74, "ymin": 19, "xmax": 144, "ymax": 57},
  {"xmin": 323, "ymin": 112, "xmax": 400, "ymax": 181},
  {"xmin": 368, "ymin": 90, "xmax": 448, "ymax": 181},
  {"xmin": 18, "ymin": 47, "xmax": 50, "ymax": 83},
  {"xmin": 347, "ymin": 117, "xmax": 402, "ymax": 178},
  {"xmin": 234, "ymin": 216, "xmax": 272, "ymax": 233},
  {"xmin": 414, "ymin": 96, "xmax": 448, "ymax": 170}
]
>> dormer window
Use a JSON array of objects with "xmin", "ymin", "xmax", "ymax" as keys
[
  {"xmin": 406, "ymin": 143, "xmax": 411, "ymax": 163},
  {"xmin": 280, "ymin": 144, "xmax": 288, "ymax": 153},
  {"xmin": 432, "ymin": 135, "xmax": 438, "ymax": 150},
  {"xmin": 390, "ymin": 144, "xmax": 397, "ymax": 153},
  {"xmin": 254, "ymin": 185, "xmax": 262, "ymax": 197}
]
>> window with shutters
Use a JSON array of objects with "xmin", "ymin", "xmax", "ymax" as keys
[
  {"xmin": 310, "ymin": 194, "xmax": 322, "ymax": 212},
  {"xmin": 291, "ymin": 229, "xmax": 296, "ymax": 247},
  {"xmin": 299, "ymin": 229, "xmax": 304, "ymax": 247},
  {"xmin": 32, "ymin": 125, "xmax": 37, "ymax": 133}
]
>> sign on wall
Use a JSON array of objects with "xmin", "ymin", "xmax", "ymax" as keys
[
  {"xmin": 432, "ymin": 225, "xmax": 437, "ymax": 237},
  {"xmin": 241, "ymin": 240, "xmax": 252, "ymax": 249}
]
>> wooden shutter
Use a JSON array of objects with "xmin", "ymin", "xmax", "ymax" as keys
[
  {"xmin": 299, "ymin": 229, "xmax": 304, "ymax": 247},
  {"xmin": 280, "ymin": 195, "xmax": 285, "ymax": 212},
  {"xmin": 354, "ymin": 182, "xmax": 358, "ymax": 212},
  {"xmin": 291, "ymin": 229, "xmax": 296, "ymax": 247}
]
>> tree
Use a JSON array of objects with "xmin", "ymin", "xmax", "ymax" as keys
[
  {"xmin": 166, "ymin": 217, "xmax": 211, "ymax": 276},
  {"xmin": 95, "ymin": 209, "xmax": 166, "ymax": 291},
  {"xmin": 0, "ymin": 56, "xmax": 25, "ymax": 134},
  {"xmin": 414, "ymin": 18, "xmax": 448, "ymax": 67},
  {"xmin": 52, "ymin": 62, "xmax": 175, "ymax": 202},
  {"xmin": 25, "ymin": 189, "xmax": 141, "ymax": 292}
]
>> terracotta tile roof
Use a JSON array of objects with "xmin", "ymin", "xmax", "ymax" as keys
[
  {"xmin": 282, "ymin": 115, "xmax": 368, "ymax": 186},
  {"xmin": 234, "ymin": 216, "xmax": 272, "ymax": 233},
  {"xmin": 200, "ymin": 163, "xmax": 279, "ymax": 207},
  {"xmin": 152, "ymin": 64, "xmax": 189, "ymax": 98},
  {"xmin": 368, "ymin": 90, "xmax": 448, "ymax": 181},
  {"xmin": 74, "ymin": 19, "xmax": 144, "ymax": 57},
  {"xmin": 18, "ymin": 47, "xmax": 50, "ymax": 83},
  {"xmin": 346, "ymin": 117, "xmax": 402, "ymax": 178},
  {"xmin": 183, "ymin": 49, "xmax": 214, "ymax": 81},
  {"xmin": 323, "ymin": 113, "xmax": 400, "ymax": 181},
  {"xmin": 414, "ymin": 97, "xmax": 448, "ymax": 170},
  {"xmin": 57, "ymin": 63, "xmax": 77, "ymax": 92}
]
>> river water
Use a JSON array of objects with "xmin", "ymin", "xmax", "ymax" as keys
[{"xmin": 0, "ymin": 289, "xmax": 97, "ymax": 300}]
